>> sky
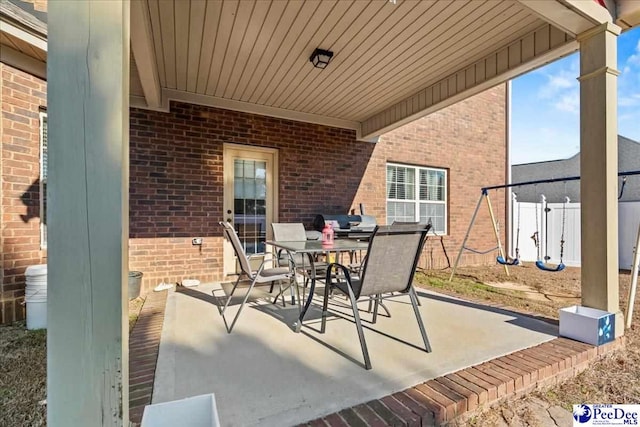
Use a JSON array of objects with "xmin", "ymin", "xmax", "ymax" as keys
[{"xmin": 511, "ymin": 27, "xmax": 640, "ymax": 165}]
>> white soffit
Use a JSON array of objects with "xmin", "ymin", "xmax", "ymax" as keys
[{"xmin": 135, "ymin": 0, "xmax": 556, "ymax": 126}]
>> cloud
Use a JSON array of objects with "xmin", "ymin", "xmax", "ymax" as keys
[
  {"xmin": 621, "ymin": 38, "xmax": 640, "ymax": 85},
  {"xmin": 534, "ymin": 56, "xmax": 580, "ymax": 115},
  {"xmin": 537, "ymin": 69, "xmax": 577, "ymax": 100},
  {"xmin": 619, "ymin": 94, "xmax": 640, "ymax": 107},
  {"xmin": 627, "ymin": 39, "xmax": 640, "ymax": 67},
  {"xmin": 618, "ymin": 31, "xmax": 640, "ymax": 141},
  {"xmin": 555, "ymin": 91, "xmax": 580, "ymax": 113},
  {"xmin": 619, "ymin": 112, "xmax": 637, "ymax": 122},
  {"xmin": 511, "ymin": 30, "xmax": 640, "ymax": 166}
]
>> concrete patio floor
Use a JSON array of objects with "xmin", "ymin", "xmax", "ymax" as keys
[{"xmin": 151, "ymin": 282, "xmax": 558, "ymax": 426}]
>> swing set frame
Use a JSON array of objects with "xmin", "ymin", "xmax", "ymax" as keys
[{"xmin": 449, "ymin": 170, "xmax": 640, "ymax": 282}]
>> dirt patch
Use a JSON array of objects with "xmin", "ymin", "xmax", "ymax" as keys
[
  {"xmin": 449, "ymin": 263, "xmax": 583, "ymax": 299},
  {"xmin": 485, "ymin": 281, "xmax": 580, "ymax": 303},
  {"xmin": 417, "ymin": 265, "xmax": 640, "ymax": 423}
]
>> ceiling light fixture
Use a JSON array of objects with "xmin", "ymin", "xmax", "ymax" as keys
[{"xmin": 309, "ymin": 48, "xmax": 334, "ymax": 69}]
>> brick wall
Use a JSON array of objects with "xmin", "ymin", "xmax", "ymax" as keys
[
  {"xmin": 0, "ymin": 72, "xmax": 506, "ymax": 322},
  {"xmin": 129, "ymin": 103, "xmax": 373, "ymax": 291},
  {"xmin": 355, "ymin": 85, "xmax": 508, "ymax": 268},
  {"xmin": 0, "ymin": 63, "xmax": 47, "ymax": 324},
  {"xmin": 130, "ymin": 87, "xmax": 506, "ymax": 291}
]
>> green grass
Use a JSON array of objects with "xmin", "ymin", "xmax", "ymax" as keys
[
  {"xmin": 414, "ymin": 270, "xmax": 560, "ymax": 319},
  {"xmin": 417, "ymin": 273, "xmax": 510, "ymax": 296}
]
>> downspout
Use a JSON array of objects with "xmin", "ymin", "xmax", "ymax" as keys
[
  {"xmin": 0, "ymin": 65, "xmax": 3, "ymax": 306},
  {"xmin": 505, "ymin": 81, "xmax": 512, "ymax": 257}
]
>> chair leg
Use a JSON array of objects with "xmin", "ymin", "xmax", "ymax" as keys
[
  {"xmin": 281, "ymin": 282, "xmax": 288, "ymax": 306},
  {"xmin": 221, "ymin": 275, "xmax": 243, "ymax": 315},
  {"xmin": 271, "ymin": 281, "xmax": 286, "ymax": 307},
  {"xmin": 409, "ymin": 289, "xmax": 432, "ymax": 352},
  {"xmin": 411, "ymin": 284, "xmax": 422, "ymax": 306},
  {"xmin": 320, "ymin": 286, "xmax": 329, "ymax": 334},
  {"xmin": 372, "ymin": 295, "xmax": 380, "ymax": 324},
  {"xmin": 293, "ymin": 276, "xmax": 302, "ymax": 316},
  {"xmin": 289, "ymin": 278, "xmax": 296, "ymax": 305},
  {"xmin": 302, "ymin": 275, "xmax": 307, "ymax": 304},
  {"xmin": 222, "ymin": 277, "xmax": 259, "ymax": 333},
  {"xmin": 346, "ymin": 285, "xmax": 371, "ymax": 370},
  {"xmin": 321, "ymin": 270, "xmax": 332, "ymax": 334},
  {"xmin": 377, "ymin": 298, "xmax": 391, "ymax": 318},
  {"xmin": 270, "ymin": 279, "xmax": 288, "ymax": 307}
]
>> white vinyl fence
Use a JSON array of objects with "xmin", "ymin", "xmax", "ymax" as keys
[
  {"xmin": 619, "ymin": 202, "xmax": 640, "ymax": 269},
  {"xmin": 512, "ymin": 199, "xmax": 640, "ymax": 269}
]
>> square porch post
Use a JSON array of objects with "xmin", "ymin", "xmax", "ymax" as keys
[
  {"xmin": 578, "ymin": 22, "xmax": 622, "ymax": 336},
  {"xmin": 47, "ymin": 1, "xmax": 130, "ymax": 425}
]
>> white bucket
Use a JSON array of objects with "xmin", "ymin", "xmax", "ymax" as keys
[
  {"xmin": 25, "ymin": 264, "xmax": 47, "ymax": 330},
  {"xmin": 141, "ymin": 393, "xmax": 220, "ymax": 427}
]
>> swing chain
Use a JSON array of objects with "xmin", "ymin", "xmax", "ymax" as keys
[
  {"xmin": 514, "ymin": 193, "xmax": 521, "ymax": 262},
  {"xmin": 559, "ymin": 196, "xmax": 569, "ymax": 262},
  {"xmin": 532, "ymin": 193, "xmax": 542, "ymax": 260}
]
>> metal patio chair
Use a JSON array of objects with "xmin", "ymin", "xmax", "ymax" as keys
[
  {"xmin": 271, "ymin": 222, "xmax": 327, "ymax": 267},
  {"xmin": 271, "ymin": 222, "xmax": 327, "ymax": 298},
  {"xmin": 219, "ymin": 221, "xmax": 294, "ymax": 333},
  {"xmin": 322, "ymin": 224, "xmax": 432, "ymax": 369},
  {"xmin": 353, "ymin": 221, "xmax": 426, "ymax": 315},
  {"xmin": 271, "ymin": 223, "xmax": 312, "ymax": 265}
]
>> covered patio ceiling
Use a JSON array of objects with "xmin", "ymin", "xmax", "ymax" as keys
[
  {"xmin": 4, "ymin": 0, "xmax": 637, "ymax": 139},
  {"xmin": 129, "ymin": 0, "xmax": 614, "ymax": 140}
]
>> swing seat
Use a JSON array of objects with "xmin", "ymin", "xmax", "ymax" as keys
[
  {"xmin": 497, "ymin": 256, "xmax": 519, "ymax": 266},
  {"xmin": 535, "ymin": 260, "xmax": 565, "ymax": 272}
]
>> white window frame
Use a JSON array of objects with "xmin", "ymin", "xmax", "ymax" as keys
[
  {"xmin": 386, "ymin": 162, "xmax": 448, "ymax": 234},
  {"xmin": 39, "ymin": 111, "xmax": 47, "ymax": 249}
]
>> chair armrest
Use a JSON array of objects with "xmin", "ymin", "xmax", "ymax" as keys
[
  {"xmin": 255, "ymin": 255, "xmax": 294, "ymax": 277},
  {"xmin": 249, "ymin": 252, "xmax": 280, "ymax": 264},
  {"xmin": 325, "ymin": 262, "xmax": 354, "ymax": 289}
]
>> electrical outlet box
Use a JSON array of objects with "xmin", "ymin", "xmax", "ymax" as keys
[{"xmin": 192, "ymin": 237, "xmax": 203, "ymax": 246}]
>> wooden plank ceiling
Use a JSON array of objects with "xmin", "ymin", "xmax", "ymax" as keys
[{"xmin": 139, "ymin": 0, "xmax": 547, "ymax": 122}]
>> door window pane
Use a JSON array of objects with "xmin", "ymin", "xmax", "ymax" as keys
[{"xmin": 234, "ymin": 159, "xmax": 267, "ymax": 253}]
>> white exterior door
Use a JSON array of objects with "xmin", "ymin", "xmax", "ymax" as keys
[{"xmin": 223, "ymin": 144, "xmax": 278, "ymax": 275}]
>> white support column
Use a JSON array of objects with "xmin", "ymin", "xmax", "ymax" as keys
[
  {"xmin": 578, "ymin": 22, "xmax": 622, "ymax": 336},
  {"xmin": 47, "ymin": 1, "xmax": 130, "ymax": 425}
]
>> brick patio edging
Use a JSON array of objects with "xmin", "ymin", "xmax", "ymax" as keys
[
  {"xmin": 128, "ymin": 291, "xmax": 169, "ymax": 425},
  {"xmin": 301, "ymin": 336, "xmax": 625, "ymax": 426}
]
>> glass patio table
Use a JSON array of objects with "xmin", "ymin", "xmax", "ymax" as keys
[{"xmin": 266, "ymin": 239, "xmax": 369, "ymax": 332}]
